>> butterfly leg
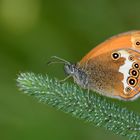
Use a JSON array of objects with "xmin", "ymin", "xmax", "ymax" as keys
[{"xmin": 59, "ymin": 75, "xmax": 71, "ymax": 83}]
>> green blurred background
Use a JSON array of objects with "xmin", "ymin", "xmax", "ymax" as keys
[{"xmin": 1, "ymin": 0, "xmax": 140, "ymax": 140}]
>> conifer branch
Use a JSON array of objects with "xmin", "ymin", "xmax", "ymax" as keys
[{"xmin": 17, "ymin": 72, "xmax": 140, "ymax": 140}]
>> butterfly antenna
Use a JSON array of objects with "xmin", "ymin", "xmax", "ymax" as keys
[
  {"xmin": 46, "ymin": 56, "xmax": 70, "ymax": 66},
  {"xmin": 51, "ymin": 56, "xmax": 70, "ymax": 64},
  {"xmin": 46, "ymin": 61, "xmax": 66, "ymax": 65}
]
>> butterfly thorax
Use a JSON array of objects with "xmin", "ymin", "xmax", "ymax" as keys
[{"xmin": 64, "ymin": 63, "xmax": 89, "ymax": 88}]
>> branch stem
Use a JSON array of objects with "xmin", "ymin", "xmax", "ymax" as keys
[{"xmin": 17, "ymin": 72, "xmax": 140, "ymax": 140}]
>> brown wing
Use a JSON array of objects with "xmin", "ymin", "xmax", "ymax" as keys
[{"xmin": 79, "ymin": 49, "xmax": 125, "ymax": 99}]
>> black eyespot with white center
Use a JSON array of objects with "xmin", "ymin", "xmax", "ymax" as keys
[
  {"xmin": 129, "ymin": 69, "xmax": 139, "ymax": 77},
  {"xmin": 127, "ymin": 77, "xmax": 137, "ymax": 87},
  {"xmin": 111, "ymin": 52, "xmax": 120, "ymax": 60},
  {"xmin": 133, "ymin": 62, "xmax": 139, "ymax": 69},
  {"xmin": 129, "ymin": 79, "xmax": 135, "ymax": 85},
  {"xmin": 132, "ymin": 70, "xmax": 137, "ymax": 76},
  {"xmin": 136, "ymin": 41, "xmax": 140, "ymax": 46}
]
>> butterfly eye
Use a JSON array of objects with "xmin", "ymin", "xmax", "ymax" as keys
[
  {"xmin": 125, "ymin": 86, "xmax": 132, "ymax": 94},
  {"xmin": 111, "ymin": 52, "xmax": 120, "ymax": 60},
  {"xmin": 127, "ymin": 77, "xmax": 137, "ymax": 87},
  {"xmin": 128, "ymin": 55, "xmax": 134, "ymax": 61},
  {"xmin": 129, "ymin": 69, "xmax": 139, "ymax": 77},
  {"xmin": 132, "ymin": 62, "xmax": 139, "ymax": 69},
  {"xmin": 136, "ymin": 41, "xmax": 140, "ymax": 46}
]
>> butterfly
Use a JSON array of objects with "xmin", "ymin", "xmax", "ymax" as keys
[{"xmin": 49, "ymin": 30, "xmax": 140, "ymax": 101}]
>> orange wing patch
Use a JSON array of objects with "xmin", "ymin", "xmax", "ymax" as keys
[{"xmin": 80, "ymin": 30, "xmax": 140, "ymax": 65}]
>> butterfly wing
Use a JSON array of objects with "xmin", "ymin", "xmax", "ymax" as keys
[
  {"xmin": 80, "ymin": 30, "xmax": 140, "ymax": 66},
  {"xmin": 79, "ymin": 48, "xmax": 140, "ymax": 100}
]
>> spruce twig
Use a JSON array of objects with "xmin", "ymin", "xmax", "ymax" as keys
[{"xmin": 17, "ymin": 72, "xmax": 140, "ymax": 140}]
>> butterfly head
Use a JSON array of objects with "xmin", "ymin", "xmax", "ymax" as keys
[
  {"xmin": 64, "ymin": 63, "xmax": 77, "ymax": 75},
  {"xmin": 47, "ymin": 56, "xmax": 75, "ymax": 75},
  {"xmin": 48, "ymin": 56, "xmax": 88, "ymax": 88}
]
